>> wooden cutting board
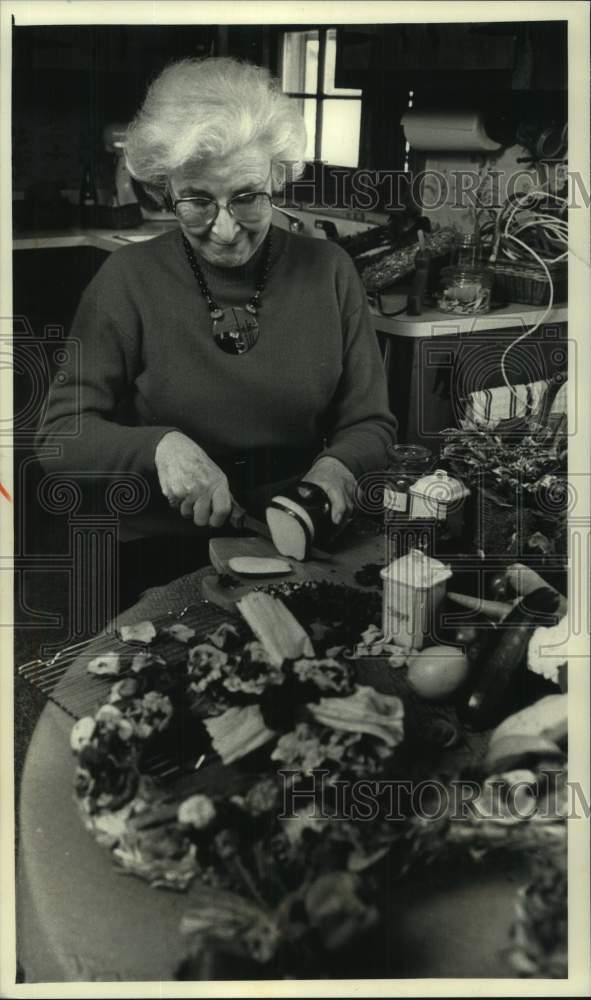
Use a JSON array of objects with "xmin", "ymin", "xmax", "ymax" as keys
[{"xmin": 202, "ymin": 531, "xmax": 385, "ymax": 610}]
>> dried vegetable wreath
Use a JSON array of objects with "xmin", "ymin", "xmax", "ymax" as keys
[{"xmin": 69, "ymin": 583, "xmax": 567, "ymax": 979}]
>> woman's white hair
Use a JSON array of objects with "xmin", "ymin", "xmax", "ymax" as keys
[{"xmin": 125, "ymin": 57, "xmax": 307, "ymax": 194}]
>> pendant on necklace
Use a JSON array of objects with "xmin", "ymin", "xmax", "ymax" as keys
[{"xmin": 212, "ymin": 306, "xmax": 260, "ymax": 355}]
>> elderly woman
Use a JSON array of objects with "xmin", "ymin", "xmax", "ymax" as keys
[{"xmin": 36, "ymin": 57, "xmax": 397, "ymax": 603}]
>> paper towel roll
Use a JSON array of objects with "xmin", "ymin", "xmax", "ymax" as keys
[{"xmin": 402, "ymin": 110, "xmax": 502, "ymax": 152}]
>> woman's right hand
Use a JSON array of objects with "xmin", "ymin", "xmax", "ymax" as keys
[{"xmin": 155, "ymin": 431, "xmax": 233, "ymax": 528}]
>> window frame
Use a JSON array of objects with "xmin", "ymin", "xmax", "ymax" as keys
[{"xmin": 280, "ymin": 27, "xmax": 364, "ymax": 167}]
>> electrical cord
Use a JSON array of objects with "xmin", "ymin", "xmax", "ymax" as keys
[{"xmin": 489, "ymin": 188, "xmax": 568, "ymax": 402}]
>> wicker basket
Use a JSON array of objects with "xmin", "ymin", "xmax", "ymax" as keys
[{"xmin": 492, "ymin": 260, "xmax": 567, "ymax": 306}]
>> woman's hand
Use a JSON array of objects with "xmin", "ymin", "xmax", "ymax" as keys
[
  {"xmin": 303, "ymin": 456, "xmax": 357, "ymax": 526},
  {"xmin": 155, "ymin": 431, "xmax": 233, "ymax": 528}
]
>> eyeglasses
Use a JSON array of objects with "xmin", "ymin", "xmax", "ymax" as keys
[{"xmin": 170, "ymin": 190, "xmax": 273, "ymax": 228}]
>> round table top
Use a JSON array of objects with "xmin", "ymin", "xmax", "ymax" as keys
[{"xmin": 18, "ymin": 567, "xmax": 522, "ymax": 983}]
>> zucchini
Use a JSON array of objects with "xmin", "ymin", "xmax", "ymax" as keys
[
  {"xmin": 459, "ymin": 587, "xmax": 561, "ymax": 730},
  {"xmin": 266, "ymin": 501, "xmax": 312, "ymax": 561}
]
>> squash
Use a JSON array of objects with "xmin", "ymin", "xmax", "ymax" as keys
[
  {"xmin": 460, "ymin": 587, "xmax": 562, "ymax": 730},
  {"xmin": 407, "ymin": 645, "xmax": 469, "ymax": 701}
]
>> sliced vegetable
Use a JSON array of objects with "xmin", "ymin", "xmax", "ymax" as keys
[
  {"xmin": 228, "ymin": 556, "xmax": 293, "ymax": 577},
  {"xmin": 266, "ymin": 500, "xmax": 313, "ymax": 561}
]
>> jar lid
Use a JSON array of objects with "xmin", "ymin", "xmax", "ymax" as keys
[
  {"xmin": 380, "ymin": 548, "xmax": 452, "ymax": 589},
  {"xmin": 388, "ymin": 444, "xmax": 432, "ymax": 463},
  {"xmin": 408, "ymin": 468, "xmax": 470, "ymax": 504}
]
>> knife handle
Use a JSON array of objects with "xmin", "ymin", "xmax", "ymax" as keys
[{"xmin": 229, "ymin": 501, "xmax": 247, "ymax": 530}]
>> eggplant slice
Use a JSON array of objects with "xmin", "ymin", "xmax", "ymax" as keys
[{"xmin": 227, "ymin": 556, "xmax": 293, "ymax": 577}]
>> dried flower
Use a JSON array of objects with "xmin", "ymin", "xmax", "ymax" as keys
[
  {"xmin": 118, "ymin": 620, "xmax": 157, "ymax": 644},
  {"xmin": 281, "ymin": 801, "xmax": 326, "ymax": 845},
  {"xmin": 108, "ymin": 678, "xmax": 141, "ymax": 704},
  {"xmin": 113, "ymin": 824, "xmax": 198, "ymax": 890},
  {"xmin": 187, "ymin": 644, "xmax": 229, "ymax": 692},
  {"xmin": 292, "ymin": 657, "xmax": 354, "ymax": 695},
  {"xmin": 130, "ymin": 691, "xmax": 173, "ymax": 739},
  {"xmin": 70, "ymin": 716, "xmax": 96, "ymax": 753},
  {"xmin": 130, "ymin": 651, "xmax": 165, "ymax": 673},
  {"xmin": 178, "ymin": 794, "xmax": 217, "ymax": 830},
  {"xmin": 243, "ymin": 778, "xmax": 281, "ymax": 816},
  {"xmin": 94, "ymin": 704, "xmax": 135, "ymax": 742},
  {"xmin": 87, "ymin": 652, "xmax": 121, "ymax": 676},
  {"xmin": 181, "ymin": 889, "xmax": 280, "ymax": 963},
  {"xmin": 206, "ymin": 623, "xmax": 240, "ymax": 650},
  {"xmin": 305, "ymin": 871, "xmax": 379, "ymax": 950},
  {"xmin": 162, "ymin": 623, "xmax": 196, "ymax": 643}
]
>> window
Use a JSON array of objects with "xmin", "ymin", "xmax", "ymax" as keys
[{"xmin": 280, "ymin": 28, "xmax": 362, "ymax": 168}]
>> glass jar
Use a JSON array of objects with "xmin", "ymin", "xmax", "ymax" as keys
[
  {"xmin": 453, "ymin": 234, "xmax": 485, "ymax": 268},
  {"xmin": 437, "ymin": 265, "xmax": 493, "ymax": 315},
  {"xmin": 437, "ymin": 235, "xmax": 493, "ymax": 315},
  {"xmin": 384, "ymin": 445, "xmax": 433, "ymax": 514}
]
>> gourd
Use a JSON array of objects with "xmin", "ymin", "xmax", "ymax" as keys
[{"xmin": 460, "ymin": 587, "xmax": 562, "ymax": 730}]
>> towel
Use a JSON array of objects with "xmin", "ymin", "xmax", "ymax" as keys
[{"xmin": 463, "ymin": 379, "xmax": 549, "ymax": 430}]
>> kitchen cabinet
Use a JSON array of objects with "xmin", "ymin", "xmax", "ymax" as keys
[{"xmin": 335, "ymin": 22, "xmax": 567, "ymax": 94}]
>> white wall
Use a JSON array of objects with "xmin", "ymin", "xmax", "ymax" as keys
[{"xmin": 419, "ymin": 145, "xmax": 562, "ymax": 234}]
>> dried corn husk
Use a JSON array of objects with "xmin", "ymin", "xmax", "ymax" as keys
[
  {"xmin": 204, "ymin": 705, "xmax": 276, "ymax": 765},
  {"xmin": 309, "ymin": 685, "xmax": 404, "ymax": 747},
  {"xmin": 489, "ymin": 694, "xmax": 568, "ymax": 748},
  {"xmin": 237, "ymin": 592, "xmax": 314, "ymax": 666},
  {"xmin": 484, "ymin": 734, "xmax": 563, "ymax": 774}
]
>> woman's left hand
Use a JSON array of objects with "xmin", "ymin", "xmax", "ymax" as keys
[{"xmin": 303, "ymin": 456, "xmax": 357, "ymax": 526}]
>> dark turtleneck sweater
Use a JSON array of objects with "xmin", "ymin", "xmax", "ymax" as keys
[{"xmin": 35, "ymin": 225, "xmax": 397, "ymax": 538}]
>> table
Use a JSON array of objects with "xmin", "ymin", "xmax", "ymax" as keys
[{"xmin": 17, "ymin": 561, "xmax": 523, "ymax": 983}]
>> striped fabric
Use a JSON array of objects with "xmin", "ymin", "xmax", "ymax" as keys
[{"xmin": 464, "ymin": 379, "xmax": 550, "ymax": 430}]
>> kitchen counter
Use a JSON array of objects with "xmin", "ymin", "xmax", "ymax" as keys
[
  {"xmin": 13, "ymin": 221, "xmax": 178, "ymax": 254},
  {"xmin": 13, "ymin": 226, "xmax": 567, "ymax": 339},
  {"xmin": 371, "ymin": 295, "xmax": 568, "ymax": 337}
]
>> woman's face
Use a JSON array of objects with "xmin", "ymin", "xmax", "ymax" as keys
[{"xmin": 168, "ymin": 145, "xmax": 273, "ymax": 268}]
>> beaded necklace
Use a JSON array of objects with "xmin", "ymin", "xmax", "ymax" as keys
[{"xmin": 181, "ymin": 232, "xmax": 273, "ymax": 355}]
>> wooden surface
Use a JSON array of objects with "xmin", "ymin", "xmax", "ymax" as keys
[{"xmin": 202, "ymin": 530, "xmax": 386, "ymax": 610}]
